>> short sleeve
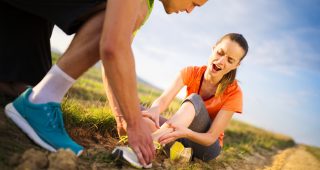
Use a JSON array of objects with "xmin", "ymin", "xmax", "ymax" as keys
[
  {"xmin": 180, "ymin": 66, "xmax": 194, "ymax": 86},
  {"xmin": 221, "ymin": 83, "xmax": 243, "ymax": 114}
]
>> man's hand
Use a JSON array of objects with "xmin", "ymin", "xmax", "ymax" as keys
[{"xmin": 127, "ymin": 119, "xmax": 155, "ymax": 167}]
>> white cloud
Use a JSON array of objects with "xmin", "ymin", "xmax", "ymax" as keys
[
  {"xmin": 50, "ymin": 26, "xmax": 73, "ymax": 53},
  {"xmin": 141, "ymin": 0, "xmax": 320, "ymax": 77},
  {"xmin": 49, "ymin": 0, "xmax": 320, "ymax": 147}
]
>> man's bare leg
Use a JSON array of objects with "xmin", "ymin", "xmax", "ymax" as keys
[
  {"xmin": 58, "ymin": 11, "xmax": 105, "ymax": 79},
  {"xmin": 4, "ymin": 10, "xmax": 108, "ymax": 156},
  {"xmin": 29, "ymin": 11, "xmax": 106, "ymax": 104}
]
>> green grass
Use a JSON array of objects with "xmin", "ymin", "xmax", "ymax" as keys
[
  {"xmin": 62, "ymin": 99, "xmax": 116, "ymax": 134},
  {"xmin": 57, "ymin": 54, "xmax": 296, "ymax": 169},
  {"xmin": 0, "ymin": 53, "xmax": 299, "ymax": 169},
  {"xmin": 221, "ymin": 120, "xmax": 295, "ymax": 165},
  {"xmin": 59, "ymin": 53, "xmax": 181, "ymax": 133}
]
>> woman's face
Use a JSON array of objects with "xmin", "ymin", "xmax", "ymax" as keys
[
  {"xmin": 207, "ymin": 38, "xmax": 245, "ymax": 77},
  {"xmin": 160, "ymin": 0, "xmax": 208, "ymax": 14}
]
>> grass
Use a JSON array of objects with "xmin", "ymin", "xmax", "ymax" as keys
[
  {"xmin": 0, "ymin": 53, "xmax": 299, "ymax": 169},
  {"xmin": 57, "ymin": 54, "xmax": 295, "ymax": 169},
  {"xmin": 221, "ymin": 120, "xmax": 295, "ymax": 165},
  {"xmin": 305, "ymin": 145, "xmax": 320, "ymax": 161}
]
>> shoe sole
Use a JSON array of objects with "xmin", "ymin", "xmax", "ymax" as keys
[
  {"xmin": 4, "ymin": 103, "xmax": 56, "ymax": 152},
  {"xmin": 112, "ymin": 147, "xmax": 143, "ymax": 169},
  {"xmin": 112, "ymin": 147, "xmax": 152, "ymax": 169}
]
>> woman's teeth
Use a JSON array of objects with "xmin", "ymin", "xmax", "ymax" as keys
[{"xmin": 212, "ymin": 64, "xmax": 221, "ymax": 71}]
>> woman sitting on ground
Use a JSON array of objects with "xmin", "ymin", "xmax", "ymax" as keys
[{"xmin": 112, "ymin": 32, "xmax": 249, "ymax": 165}]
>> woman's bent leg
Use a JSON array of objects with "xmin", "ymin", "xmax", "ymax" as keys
[{"xmin": 179, "ymin": 93, "xmax": 221, "ymax": 161}]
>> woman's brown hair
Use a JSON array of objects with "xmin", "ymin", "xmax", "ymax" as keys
[{"xmin": 215, "ymin": 33, "xmax": 249, "ymax": 96}]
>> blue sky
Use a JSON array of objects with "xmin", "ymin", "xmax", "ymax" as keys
[{"xmin": 51, "ymin": 0, "xmax": 320, "ymax": 147}]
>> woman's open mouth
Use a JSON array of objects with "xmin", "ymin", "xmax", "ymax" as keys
[{"xmin": 211, "ymin": 63, "xmax": 222, "ymax": 73}]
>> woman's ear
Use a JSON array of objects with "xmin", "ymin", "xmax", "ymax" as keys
[{"xmin": 237, "ymin": 62, "xmax": 241, "ymax": 67}]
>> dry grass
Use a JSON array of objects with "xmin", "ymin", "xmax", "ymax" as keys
[{"xmin": 0, "ymin": 54, "xmax": 299, "ymax": 169}]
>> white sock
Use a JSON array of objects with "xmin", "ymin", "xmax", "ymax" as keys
[{"xmin": 29, "ymin": 65, "xmax": 75, "ymax": 104}]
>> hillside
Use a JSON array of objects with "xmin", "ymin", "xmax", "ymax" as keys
[{"xmin": 1, "ymin": 55, "xmax": 319, "ymax": 169}]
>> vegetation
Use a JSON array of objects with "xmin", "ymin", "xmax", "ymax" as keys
[
  {"xmin": 305, "ymin": 145, "xmax": 320, "ymax": 161},
  {"xmin": 0, "ymin": 54, "xmax": 299, "ymax": 169},
  {"xmin": 58, "ymin": 55, "xmax": 295, "ymax": 169}
]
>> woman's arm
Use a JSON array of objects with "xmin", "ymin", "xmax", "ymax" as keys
[
  {"xmin": 186, "ymin": 110, "xmax": 234, "ymax": 146},
  {"xmin": 143, "ymin": 72, "xmax": 185, "ymax": 127},
  {"xmin": 159, "ymin": 110, "xmax": 234, "ymax": 146}
]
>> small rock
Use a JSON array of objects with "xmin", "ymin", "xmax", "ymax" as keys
[
  {"xmin": 48, "ymin": 149, "xmax": 77, "ymax": 170},
  {"xmin": 16, "ymin": 149, "xmax": 48, "ymax": 170}
]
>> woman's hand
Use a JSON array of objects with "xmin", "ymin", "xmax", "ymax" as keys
[
  {"xmin": 142, "ymin": 107, "xmax": 160, "ymax": 128},
  {"xmin": 158, "ymin": 123, "xmax": 191, "ymax": 145}
]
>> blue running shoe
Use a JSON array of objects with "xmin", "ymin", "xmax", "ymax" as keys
[{"xmin": 4, "ymin": 88, "xmax": 83, "ymax": 156}]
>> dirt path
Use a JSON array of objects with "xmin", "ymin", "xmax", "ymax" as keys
[{"xmin": 263, "ymin": 145, "xmax": 320, "ymax": 170}]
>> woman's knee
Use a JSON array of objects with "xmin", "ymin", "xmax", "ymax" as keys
[
  {"xmin": 183, "ymin": 93, "xmax": 211, "ymax": 132},
  {"xmin": 183, "ymin": 93, "xmax": 206, "ymax": 116},
  {"xmin": 142, "ymin": 117, "xmax": 158, "ymax": 132}
]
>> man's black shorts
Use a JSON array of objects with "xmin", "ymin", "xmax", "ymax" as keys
[{"xmin": 1, "ymin": 0, "xmax": 105, "ymax": 35}]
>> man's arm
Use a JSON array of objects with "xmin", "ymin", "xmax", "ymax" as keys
[
  {"xmin": 102, "ymin": 67, "xmax": 127, "ymax": 136},
  {"xmin": 100, "ymin": 0, "xmax": 154, "ymax": 166}
]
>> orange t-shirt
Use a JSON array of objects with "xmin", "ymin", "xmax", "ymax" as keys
[{"xmin": 181, "ymin": 66, "xmax": 243, "ymax": 146}]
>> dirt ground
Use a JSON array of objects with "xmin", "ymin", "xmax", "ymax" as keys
[
  {"xmin": 1, "ymin": 103, "xmax": 318, "ymax": 170},
  {"xmin": 262, "ymin": 145, "xmax": 320, "ymax": 170}
]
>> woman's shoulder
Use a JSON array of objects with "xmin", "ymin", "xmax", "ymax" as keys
[
  {"xmin": 181, "ymin": 66, "xmax": 207, "ymax": 86},
  {"xmin": 181, "ymin": 65, "xmax": 207, "ymax": 75},
  {"xmin": 182, "ymin": 65, "xmax": 206, "ymax": 70}
]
